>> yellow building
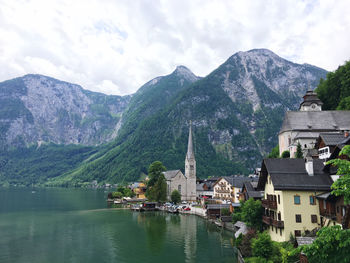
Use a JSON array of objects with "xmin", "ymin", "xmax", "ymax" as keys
[
  {"xmin": 131, "ymin": 182, "xmax": 146, "ymax": 199},
  {"xmin": 257, "ymin": 157, "xmax": 333, "ymax": 242}
]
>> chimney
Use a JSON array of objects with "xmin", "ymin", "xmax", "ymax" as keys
[
  {"xmin": 345, "ymin": 130, "xmax": 349, "ymax": 138},
  {"xmin": 305, "ymin": 151, "xmax": 314, "ymax": 176}
]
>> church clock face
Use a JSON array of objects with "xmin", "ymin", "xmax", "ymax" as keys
[{"xmin": 311, "ymin": 103, "xmax": 316, "ymax": 109}]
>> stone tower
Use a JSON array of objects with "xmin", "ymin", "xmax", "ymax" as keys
[{"xmin": 185, "ymin": 121, "xmax": 197, "ymax": 201}]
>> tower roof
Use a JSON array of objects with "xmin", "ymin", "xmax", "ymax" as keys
[
  {"xmin": 299, "ymin": 89, "xmax": 323, "ymax": 110},
  {"xmin": 186, "ymin": 121, "xmax": 195, "ymax": 159}
]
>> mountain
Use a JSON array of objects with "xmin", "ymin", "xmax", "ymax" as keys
[
  {"xmin": 49, "ymin": 49, "xmax": 327, "ymax": 186},
  {"xmin": 0, "ymin": 74, "xmax": 131, "ymax": 150}
]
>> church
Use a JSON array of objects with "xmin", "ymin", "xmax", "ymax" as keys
[
  {"xmin": 163, "ymin": 122, "xmax": 197, "ymax": 201},
  {"xmin": 279, "ymin": 89, "xmax": 350, "ymax": 157}
]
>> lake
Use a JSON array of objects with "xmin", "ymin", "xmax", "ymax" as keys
[{"xmin": 0, "ymin": 188, "xmax": 237, "ymax": 263}]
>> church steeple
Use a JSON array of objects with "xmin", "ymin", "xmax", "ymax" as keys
[
  {"xmin": 186, "ymin": 120, "xmax": 195, "ymax": 160},
  {"xmin": 185, "ymin": 121, "xmax": 196, "ymax": 179}
]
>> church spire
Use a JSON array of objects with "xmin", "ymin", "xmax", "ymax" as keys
[{"xmin": 186, "ymin": 121, "xmax": 194, "ymax": 159}]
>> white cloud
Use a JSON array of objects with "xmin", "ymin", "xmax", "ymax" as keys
[{"xmin": 0, "ymin": 0, "xmax": 349, "ymax": 95}]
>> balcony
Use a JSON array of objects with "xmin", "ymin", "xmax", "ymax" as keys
[
  {"xmin": 262, "ymin": 216, "xmax": 284, "ymax": 228},
  {"xmin": 262, "ymin": 199, "xmax": 277, "ymax": 209},
  {"xmin": 320, "ymin": 210, "xmax": 336, "ymax": 220},
  {"xmin": 216, "ymin": 189, "xmax": 230, "ymax": 193},
  {"xmin": 271, "ymin": 218, "xmax": 284, "ymax": 228},
  {"xmin": 262, "ymin": 215, "xmax": 271, "ymax": 225}
]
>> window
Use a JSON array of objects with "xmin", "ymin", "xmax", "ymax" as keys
[
  {"xmin": 278, "ymin": 195, "xmax": 280, "ymax": 204},
  {"xmin": 278, "ymin": 212, "xmax": 281, "ymax": 221},
  {"xmin": 323, "ymin": 200, "xmax": 326, "ymax": 210},
  {"xmin": 337, "ymin": 206, "xmax": 340, "ymax": 213},
  {"xmin": 309, "ymin": 195, "xmax": 316, "ymax": 205},
  {"xmin": 296, "ymin": 214, "xmax": 302, "ymax": 223},
  {"xmin": 294, "ymin": 195, "xmax": 301, "ymax": 205},
  {"xmin": 178, "ymin": 185, "xmax": 181, "ymax": 194},
  {"xmin": 311, "ymin": 215, "xmax": 317, "ymax": 223},
  {"xmin": 280, "ymin": 228, "xmax": 282, "ymax": 236},
  {"xmin": 294, "ymin": 230, "xmax": 301, "ymax": 237}
]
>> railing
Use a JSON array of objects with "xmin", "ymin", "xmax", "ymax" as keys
[
  {"xmin": 262, "ymin": 199, "xmax": 277, "ymax": 209},
  {"xmin": 262, "ymin": 216, "xmax": 284, "ymax": 228},
  {"xmin": 320, "ymin": 210, "xmax": 336, "ymax": 220},
  {"xmin": 216, "ymin": 189, "xmax": 230, "ymax": 193},
  {"xmin": 262, "ymin": 215, "xmax": 271, "ymax": 225},
  {"xmin": 271, "ymin": 218, "xmax": 284, "ymax": 228}
]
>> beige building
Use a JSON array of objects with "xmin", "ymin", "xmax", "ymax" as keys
[
  {"xmin": 278, "ymin": 89, "xmax": 350, "ymax": 157},
  {"xmin": 257, "ymin": 158, "xmax": 333, "ymax": 242}
]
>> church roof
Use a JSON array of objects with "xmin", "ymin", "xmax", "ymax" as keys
[
  {"xmin": 280, "ymin": 111, "xmax": 350, "ymax": 134},
  {"xmin": 299, "ymin": 90, "xmax": 323, "ymax": 109},
  {"xmin": 163, "ymin": 170, "xmax": 184, "ymax": 180},
  {"xmin": 186, "ymin": 121, "xmax": 195, "ymax": 159}
]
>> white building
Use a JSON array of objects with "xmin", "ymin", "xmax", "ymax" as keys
[{"xmin": 279, "ymin": 89, "xmax": 350, "ymax": 157}]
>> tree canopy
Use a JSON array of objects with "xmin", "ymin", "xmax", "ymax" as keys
[
  {"xmin": 316, "ymin": 60, "xmax": 350, "ymax": 110},
  {"xmin": 146, "ymin": 161, "xmax": 167, "ymax": 202},
  {"xmin": 171, "ymin": 190, "xmax": 181, "ymax": 204},
  {"xmin": 302, "ymin": 226, "xmax": 350, "ymax": 263}
]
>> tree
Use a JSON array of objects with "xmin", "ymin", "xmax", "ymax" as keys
[
  {"xmin": 251, "ymin": 232, "xmax": 274, "ymax": 260},
  {"xmin": 112, "ymin": 191, "xmax": 123, "ymax": 199},
  {"xmin": 241, "ymin": 198, "xmax": 263, "ymax": 230},
  {"xmin": 146, "ymin": 161, "xmax": 167, "ymax": 202},
  {"xmin": 171, "ymin": 190, "xmax": 181, "ymax": 204},
  {"xmin": 295, "ymin": 143, "xmax": 303, "ymax": 158},
  {"xmin": 239, "ymin": 229, "xmax": 257, "ymax": 257},
  {"xmin": 327, "ymin": 145, "xmax": 350, "ymax": 228},
  {"xmin": 302, "ymin": 225, "xmax": 350, "ymax": 263},
  {"xmin": 267, "ymin": 144, "xmax": 279, "ymax": 158},
  {"xmin": 281, "ymin": 150, "xmax": 290, "ymax": 158}
]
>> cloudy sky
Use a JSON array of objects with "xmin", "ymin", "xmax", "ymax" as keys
[{"xmin": 0, "ymin": 0, "xmax": 349, "ymax": 95}]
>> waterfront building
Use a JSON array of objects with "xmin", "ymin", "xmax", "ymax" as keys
[
  {"xmin": 257, "ymin": 157, "xmax": 333, "ymax": 242},
  {"xmin": 164, "ymin": 122, "xmax": 197, "ymax": 201}
]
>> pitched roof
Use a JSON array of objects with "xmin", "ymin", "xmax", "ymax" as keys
[
  {"xmin": 280, "ymin": 111, "xmax": 350, "ymax": 134},
  {"xmin": 258, "ymin": 158, "xmax": 333, "ymax": 191},
  {"xmin": 163, "ymin": 170, "xmax": 184, "ymax": 180},
  {"xmin": 319, "ymin": 132, "xmax": 347, "ymax": 146},
  {"xmin": 224, "ymin": 176, "xmax": 255, "ymax": 188},
  {"xmin": 186, "ymin": 121, "xmax": 195, "ymax": 160}
]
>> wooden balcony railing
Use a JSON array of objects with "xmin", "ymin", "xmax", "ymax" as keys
[
  {"xmin": 262, "ymin": 216, "xmax": 284, "ymax": 228},
  {"xmin": 216, "ymin": 189, "xmax": 230, "ymax": 193},
  {"xmin": 320, "ymin": 210, "xmax": 336, "ymax": 220},
  {"xmin": 262, "ymin": 199, "xmax": 277, "ymax": 209}
]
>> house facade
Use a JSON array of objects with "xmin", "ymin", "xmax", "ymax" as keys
[{"xmin": 258, "ymin": 158, "xmax": 333, "ymax": 242}]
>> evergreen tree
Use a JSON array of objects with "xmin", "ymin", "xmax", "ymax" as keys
[
  {"xmin": 267, "ymin": 144, "xmax": 279, "ymax": 158},
  {"xmin": 281, "ymin": 150, "xmax": 290, "ymax": 158},
  {"xmin": 295, "ymin": 143, "xmax": 303, "ymax": 158}
]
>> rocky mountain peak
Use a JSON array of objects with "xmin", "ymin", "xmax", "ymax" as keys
[{"xmin": 173, "ymin": 65, "xmax": 199, "ymax": 82}]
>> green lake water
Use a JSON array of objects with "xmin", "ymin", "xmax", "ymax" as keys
[{"xmin": 0, "ymin": 188, "xmax": 237, "ymax": 263}]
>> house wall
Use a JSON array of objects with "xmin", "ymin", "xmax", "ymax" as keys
[
  {"xmin": 166, "ymin": 172, "xmax": 188, "ymax": 201},
  {"xmin": 264, "ymin": 175, "xmax": 322, "ymax": 242},
  {"xmin": 213, "ymin": 178, "xmax": 232, "ymax": 200},
  {"xmin": 279, "ymin": 131, "xmax": 317, "ymax": 158},
  {"xmin": 232, "ymin": 187, "xmax": 241, "ymax": 203}
]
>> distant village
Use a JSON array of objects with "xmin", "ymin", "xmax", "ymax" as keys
[{"xmin": 105, "ymin": 89, "xmax": 350, "ymax": 261}]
